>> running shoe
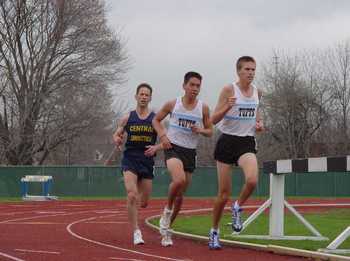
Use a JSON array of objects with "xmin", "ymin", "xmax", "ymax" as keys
[
  {"xmin": 133, "ymin": 229, "xmax": 145, "ymax": 245},
  {"xmin": 208, "ymin": 229, "xmax": 221, "ymax": 250},
  {"xmin": 161, "ymin": 229, "xmax": 173, "ymax": 247},
  {"xmin": 159, "ymin": 207, "xmax": 172, "ymax": 236},
  {"xmin": 232, "ymin": 203, "xmax": 243, "ymax": 232}
]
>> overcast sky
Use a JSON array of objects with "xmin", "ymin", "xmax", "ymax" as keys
[{"xmin": 105, "ymin": 0, "xmax": 350, "ymax": 111}]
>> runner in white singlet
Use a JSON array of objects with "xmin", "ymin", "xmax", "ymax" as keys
[
  {"xmin": 152, "ymin": 71, "xmax": 213, "ymax": 247},
  {"xmin": 209, "ymin": 56, "xmax": 265, "ymax": 250}
]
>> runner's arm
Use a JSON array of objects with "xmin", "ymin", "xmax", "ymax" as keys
[
  {"xmin": 256, "ymin": 89, "xmax": 265, "ymax": 132},
  {"xmin": 191, "ymin": 103, "xmax": 213, "ymax": 137},
  {"xmin": 113, "ymin": 113, "xmax": 129, "ymax": 148},
  {"xmin": 152, "ymin": 100, "xmax": 176, "ymax": 149},
  {"xmin": 210, "ymin": 85, "xmax": 235, "ymax": 125}
]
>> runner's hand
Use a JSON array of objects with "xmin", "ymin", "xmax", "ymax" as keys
[
  {"xmin": 191, "ymin": 125, "xmax": 202, "ymax": 134},
  {"xmin": 144, "ymin": 145, "xmax": 157, "ymax": 157},
  {"xmin": 225, "ymin": 96, "xmax": 236, "ymax": 110},
  {"xmin": 160, "ymin": 135, "xmax": 172, "ymax": 149},
  {"xmin": 256, "ymin": 120, "xmax": 265, "ymax": 132},
  {"xmin": 113, "ymin": 135, "xmax": 123, "ymax": 151}
]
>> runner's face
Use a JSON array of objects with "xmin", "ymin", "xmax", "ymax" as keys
[
  {"xmin": 238, "ymin": 61, "xmax": 256, "ymax": 83},
  {"xmin": 135, "ymin": 87, "xmax": 151, "ymax": 107},
  {"xmin": 183, "ymin": 77, "xmax": 201, "ymax": 99}
]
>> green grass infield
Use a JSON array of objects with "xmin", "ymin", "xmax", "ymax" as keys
[{"xmin": 150, "ymin": 208, "xmax": 350, "ymax": 254}]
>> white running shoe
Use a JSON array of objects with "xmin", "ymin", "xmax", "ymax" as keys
[
  {"xmin": 161, "ymin": 229, "xmax": 173, "ymax": 247},
  {"xmin": 231, "ymin": 203, "xmax": 243, "ymax": 233},
  {"xmin": 133, "ymin": 229, "xmax": 144, "ymax": 245},
  {"xmin": 159, "ymin": 207, "xmax": 172, "ymax": 236}
]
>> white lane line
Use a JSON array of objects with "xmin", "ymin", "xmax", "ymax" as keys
[
  {"xmin": 0, "ymin": 212, "xmax": 31, "ymax": 217},
  {"xmin": 0, "ymin": 207, "xmax": 115, "ymax": 218},
  {"xmin": 0, "ymin": 212, "xmax": 84, "ymax": 224},
  {"xmin": 0, "ymin": 209, "xmax": 112, "ymax": 224},
  {"xmin": 95, "ymin": 211, "xmax": 119, "ymax": 214},
  {"xmin": 0, "ymin": 208, "xmax": 126, "ymax": 224},
  {"xmin": 0, "ymin": 251, "xmax": 26, "ymax": 261},
  {"xmin": 35, "ymin": 211, "xmax": 66, "ymax": 214},
  {"xmin": 64, "ymin": 205, "xmax": 92, "ymax": 207},
  {"xmin": 8, "ymin": 205, "xmax": 34, "ymax": 207},
  {"xmin": 109, "ymin": 257, "xmax": 144, "ymax": 261},
  {"xmin": 85, "ymin": 221, "xmax": 127, "ymax": 224},
  {"xmin": 66, "ymin": 215, "xmax": 186, "ymax": 261},
  {"xmin": 15, "ymin": 249, "xmax": 60, "ymax": 255},
  {"xmin": 3, "ymin": 222, "xmax": 65, "ymax": 225},
  {"xmin": 286, "ymin": 203, "xmax": 350, "ymax": 207}
]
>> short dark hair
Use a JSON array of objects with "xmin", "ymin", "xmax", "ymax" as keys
[
  {"xmin": 236, "ymin": 56, "xmax": 256, "ymax": 71},
  {"xmin": 184, "ymin": 71, "xmax": 202, "ymax": 84},
  {"xmin": 136, "ymin": 83, "xmax": 152, "ymax": 95}
]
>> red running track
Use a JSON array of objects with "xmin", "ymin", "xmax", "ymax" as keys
[{"xmin": 1, "ymin": 198, "xmax": 349, "ymax": 261}]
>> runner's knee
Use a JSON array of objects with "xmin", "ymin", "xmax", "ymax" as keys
[
  {"xmin": 217, "ymin": 191, "xmax": 230, "ymax": 203},
  {"xmin": 172, "ymin": 177, "xmax": 186, "ymax": 188},
  {"xmin": 140, "ymin": 201, "xmax": 148, "ymax": 208},
  {"xmin": 246, "ymin": 176, "xmax": 258, "ymax": 188},
  {"xmin": 140, "ymin": 197, "xmax": 149, "ymax": 208},
  {"xmin": 175, "ymin": 195, "xmax": 183, "ymax": 205},
  {"xmin": 127, "ymin": 191, "xmax": 138, "ymax": 205}
]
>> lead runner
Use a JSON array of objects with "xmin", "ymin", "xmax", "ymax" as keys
[{"xmin": 209, "ymin": 56, "xmax": 264, "ymax": 249}]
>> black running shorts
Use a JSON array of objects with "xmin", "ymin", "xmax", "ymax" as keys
[
  {"xmin": 214, "ymin": 133, "xmax": 257, "ymax": 166},
  {"xmin": 164, "ymin": 143, "xmax": 196, "ymax": 173}
]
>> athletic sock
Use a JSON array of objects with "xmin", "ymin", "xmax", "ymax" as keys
[{"xmin": 210, "ymin": 228, "xmax": 218, "ymax": 233}]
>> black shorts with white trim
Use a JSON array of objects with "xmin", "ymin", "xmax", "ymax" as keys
[{"xmin": 214, "ymin": 133, "xmax": 257, "ymax": 166}]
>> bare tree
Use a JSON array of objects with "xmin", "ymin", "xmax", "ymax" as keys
[
  {"xmin": 0, "ymin": 0, "xmax": 127, "ymax": 165},
  {"xmin": 324, "ymin": 40, "xmax": 350, "ymax": 154},
  {"xmin": 260, "ymin": 51, "xmax": 332, "ymax": 159}
]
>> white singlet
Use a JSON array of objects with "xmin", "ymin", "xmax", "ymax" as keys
[
  {"xmin": 218, "ymin": 83, "xmax": 259, "ymax": 137},
  {"xmin": 167, "ymin": 97, "xmax": 203, "ymax": 149}
]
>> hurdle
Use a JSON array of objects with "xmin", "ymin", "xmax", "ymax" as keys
[
  {"xmin": 20, "ymin": 175, "xmax": 58, "ymax": 201},
  {"xmin": 319, "ymin": 226, "xmax": 350, "ymax": 254},
  {"xmin": 231, "ymin": 156, "xmax": 350, "ymax": 241}
]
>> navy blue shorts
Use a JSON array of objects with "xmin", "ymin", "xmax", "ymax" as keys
[{"xmin": 121, "ymin": 151, "xmax": 154, "ymax": 180}]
